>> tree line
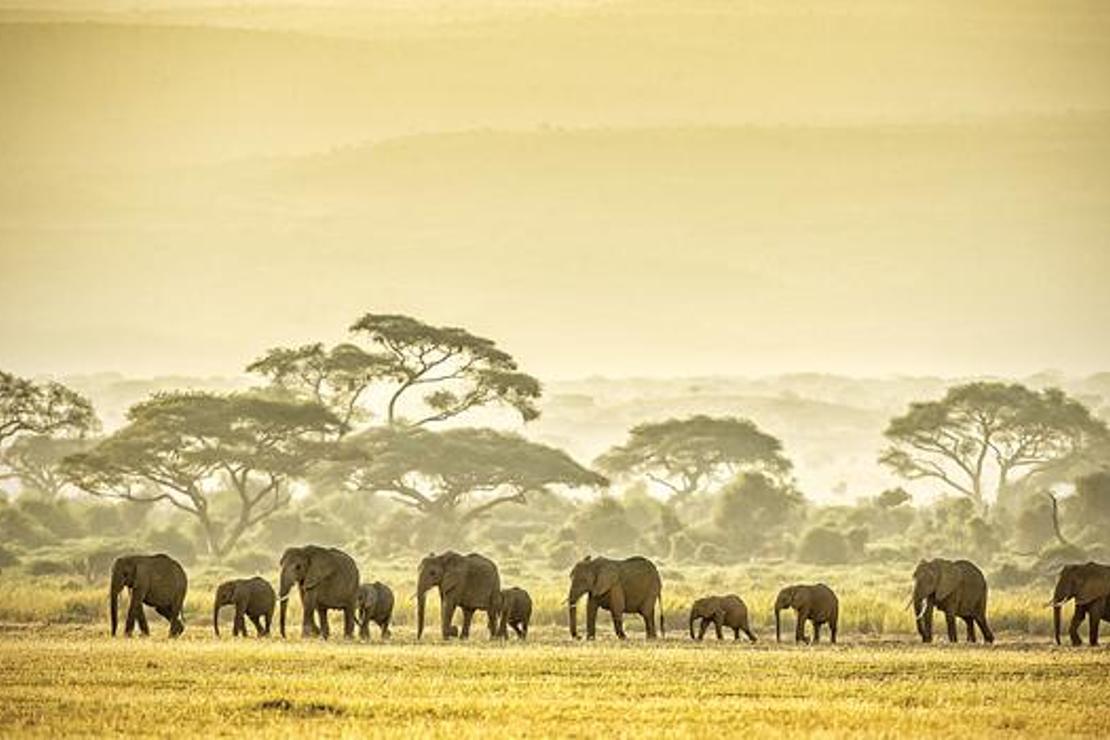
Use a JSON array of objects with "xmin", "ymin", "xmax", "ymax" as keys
[{"xmin": 2, "ymin": 311, "xmax": 1109, "ymax": 569}]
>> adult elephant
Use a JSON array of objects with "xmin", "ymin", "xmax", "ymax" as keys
[
  {"xmin": 278, "ymin": 545, "xmax": 359, "ymax": 640},
  {"xmin": 911, "ymin": 558, "xmax": 993, "ymax": 644},
  {"xmin": 416, "ymin": 551, "xmax": 501, "ymax": 640},
  {"xmin": 774, "ymin": 583, "xmax": 838, "ymax": 644},
  {"xmin": 567, "ymin": 555, "xmax": 664, "ymax": 640},
  {"xmin": 109, "ymin": 554, "xmax": 187, "ymax": 638},
  {"xmin": 1048, "ymin": 561, "xmax": 1110, "ymax": 646},
  {"xmin": 213, "ymin": 576, "xmax": 275, "ymax": 638},
  {"xmin": 689, "ymin": 594, "xmax": 756, "ymax": 642}
]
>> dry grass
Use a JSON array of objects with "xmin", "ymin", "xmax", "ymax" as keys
[{"xmin": 0, "ymin": 627, "xmax": 1107, "ymax": 738}]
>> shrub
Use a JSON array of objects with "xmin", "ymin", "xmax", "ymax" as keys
[
  {"xmin": 796, "ymin": 527, "xmax": 851, "ymax": 564},
  {"xmin": 694, "ymin": 542, "xmax": 729, "ymax": 565},
  {"xmin": 224, "ymin": 549, "xmax": 274, "ymax": 575},
  {"xmin": 546, "ymin": 541, "xmax": 578, "ymax": 569},
  {"xmin": 144, "ymin": 527, "xmax": 198, "ymax": 566},
  {"xmin": 25, "ymin": 558, "xmax": 78, "ymax": 577},
  {"xmin": 0, "ymin": 544, "xmax": 20, "ymax": 568}
]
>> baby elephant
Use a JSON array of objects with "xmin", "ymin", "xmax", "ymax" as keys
[
  {"xmin": 497, "ymin": 586, "xmax": 532, "ymax": 639},
  {"xmin": 356, "ymin": 581, "xmax": 394, "ymax": 640},
  {"xmin": 689, "ymin": 594, "xmax": 756, "ymax": 642},
  {"xmin": 775, "ymin": 583, "xmax": 839, "ymax": 644},
  {"xmin": 213, "ymin": 576, "xmax": 276, "ymax": 638}
]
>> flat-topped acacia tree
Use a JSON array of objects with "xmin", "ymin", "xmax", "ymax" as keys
[
  {"xmin": 596, "ymin": 415, "xmax": 792, "ymax": 503},
  {"xmin": 62, "ymin": 392, "xmax": 340, "ymax": 558},
  {"xmin": 0, "ymin": 370, "xmax": 97, "ymax": 448},
  {"xmin": 248, "ymin": 313, "xmax": 542, "ymax": 432},
  {"xmin": 333, "ymin": 426, "xmax": 607, "ymax": 526}
]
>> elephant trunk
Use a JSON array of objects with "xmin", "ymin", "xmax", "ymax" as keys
[
  {"xmin": 278, "ymin": 570, "xmax": 294, "ymax": 639},
  {"xmin": 1053, "ymin": 605, "xmax": 1062, "ymax": 645},
  {"xmin": 689, "ymin": 610, "xmax": 696, "ymax": 640},
  {"xmin": 213, "ymin": 599, "xmax": 221, "ymax": 637},
  {"xmin": 416, "ymin": 588, "xmax": 428, "ymax": 640},
  {"xmin": 109, "ymin": 568, "xmax": 124, "ymax": 637},
  {"xmin": 775, "ymin": 607, "xmax": 783, "ymax": 643}
]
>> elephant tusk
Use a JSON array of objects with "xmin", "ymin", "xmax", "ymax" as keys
[
  {"xmin": 1045, "ymin": 599, "xmax": 1070, "ymax": 608},
  {"xmin": 278, "ymin": 594, "xmax": 290, "ymax": 603},
  {"xmin": 915, "ymin": 601, "xmax": 928, "ymax": 621}
]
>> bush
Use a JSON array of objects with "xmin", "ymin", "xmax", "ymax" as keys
[
  {"xmin": 990, "ymin": 563, "xmax": 1039, "ymax": 589},
  {"xmin": 144, "ymin": 527, "xmax": 199, "ymax": 566},
  {"xmin": 0, "ymin": 544, "xmax": 20, "ymax": 568},
  {"xmin": 694, "ymin": 542, "xmax": 729, "ymax": 565},
  {"xmin": 224, "ymin": 549, "xmax": 275, "ymax": 575},
  {"xmin": 25, "ymin": 558, "xmax": 78, "ymax": 577},
  {"xmin": 796, "ymin": 527, "xmax": 851, "ymax": 564},
  {"xmin": 546, "ymin": 541, "xmax": 578, "ymax": 569}
]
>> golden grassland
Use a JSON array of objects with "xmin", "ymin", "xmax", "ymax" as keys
[{"xmin": 0, "ymin": 626, "xmax": 1108, "ymax": 738}]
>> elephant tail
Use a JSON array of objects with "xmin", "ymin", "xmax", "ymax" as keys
[{"xmin": 658, "ymin": 592, "xmax": 665, "ymax": 638}]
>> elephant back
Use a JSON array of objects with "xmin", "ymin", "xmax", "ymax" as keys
[
  {"xmin": 618, "ymin": 556, "xmax": 662, "ymax": 603},
  {"xmin": 463, "ymin": 553, "xmax": 501, "ymax": 606}
]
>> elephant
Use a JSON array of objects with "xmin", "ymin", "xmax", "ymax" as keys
[
  {"xmin": 109, "ymin": 554, "xmax": 187, "ymax": 638},
  {"xmin": 911, "ymin": 558, "xmax": 993, "ymax": 644},
  {"xmin": 774, "ymin": 583, "xmax": 838, "ymax": 644},
  {"xmin": 213, "ymin": 576, "xmax": 275, "ymax": 638},
  {"xmin": 689, "ymin": 594, "xmax": 756, "ymax": 642},
  {"xmin": 497, "ymin": 586, "xmax": 533, "ymax": 639},
  {"xmin": 416, "ymin": 551, "xmax": 502, "ymax": 640},
  {"xmin": 567, "ymin": 555, "xmax": 664, "ymax": 640},
  {"xmin": 278, "ymin": 545, "xmax": 360, "ymax": 640},
  {"xmin": 1048, "ymin": 561, "xmax": 1110, "ymax": 646},
  {"xmin": 355, "ymin": 581, "xmax": 394, "ymax": 641}
]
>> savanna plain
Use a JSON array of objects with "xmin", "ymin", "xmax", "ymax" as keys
[{"xmin": 1, "ymin": 568, "xmax": 1107, "ymax": 738}]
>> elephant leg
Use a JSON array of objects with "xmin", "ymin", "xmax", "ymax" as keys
[
  {"xmin": 358, "ymin": 609, "xmax": 370, "ymax": 640},
  {"xmin": 486, "ymin": 608, "xmax": 498, "ymax": 640},
  {"xmin": 829, "ymin": 618, "xmax": 837, "ymax": 645},
  {"xmin": 944, "ymin": 610, "xmax": 958, "ymax": 643},
  {"xmin": 963, "ymin": 616, "xmax": 976, "ymax": 643},
  {"xmin": 233, "ymin": 605, "xmax": 247, "ymax": 637},
  {"xmin": 317, "ymin": 607, "xmax": 331, "ymax": 640},
  {"xmin": 344, "ymin": 607, "xmax": 355, "ymax": 639},
  {"xmin": 586, "ymin": 596, "xmax": 599, "ymax": 640},
  {"xmin": 643, "ymin": 608, "xmax": 657, "ymax": 640},
  {"xmin": 1089, "ymin": 601, "xmax": 1105, "ymax": 647},
  {"xmin": 249, "ymin": 614, "xmax": 265, "ymax": 637},
  {"xmin": 744, "ymin": 625, "xmax": 758, "ymax": 643},
  {"xmin": 795, "ymin": 610, "xmax": 808, "ymax": 644},
  {"xmin": 611, "ymin": 612, "xmax": 626, "ymax": 640},
  {"xmin": 975, "ymin": 613, "xmax": 994, "ymax": 644},
  {"xmin": 813, "ymin": 622, "xmax": 821, "ymax": 644},
  {"xmin": 135, "ymin": 605, "xmax": 150, "ymax": 637},
  {"xmin": 461, "ymin": 608, "xmax": 475, "ymax": 639},
  {"xmin": 713, "ymin": 618, "xmax": 724, "ymax": 641},
  {"xmin": 696, "ymin": 618, "xmax": 709, "ymax": 641},
  {"xmin": 1069, "ymin": 605, "xmax": 1086, "ymax": 646},
  {"xmin": 513, "ymin": 622, "xmax": 525, "ymax": 639},
  {"xmin": 733, "ymin": 626, "xmax": 740, "ymax": 640},
  {"xmin": 382, "ymin": 618, "xmax": 391, "ymax": 639}
]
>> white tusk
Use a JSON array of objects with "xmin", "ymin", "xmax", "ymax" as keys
[
  {"xmin": 1045, "ymin": 599, "xmax": 1070, "ymax": 608},
  {"xmin": 915, "ymin": 601, "xmax": 928, "ymax": 621},
  {"xmin": 278, "ymin": 594, "xmax": 290, "ymax": 603}
]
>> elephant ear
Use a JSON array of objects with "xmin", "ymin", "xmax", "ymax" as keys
[
  {"xmin": 441, "ymin": 557, "xmax": 466, "ymax": 595},
  {"xmin": 1076, "ymin": 568, "xmax": 1110, "ymax": 605},
  {"xmin": 935, "ymin": 564, "xmax": 960, "ymax": 602},
  {"xmin": 304, "ymin": 555, "xmax": 335, "ymax": 590},
  {"xmin": 594, "ymin": 563, "xmax": 619, "ymax": 597}
]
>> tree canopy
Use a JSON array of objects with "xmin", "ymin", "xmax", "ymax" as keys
[
  {"xmin": 595, "ymin": 415, "xmax": 791, "ymax": 501},
  {"xmin": 880, "ymin": 382, "xmax": 1106, "ymax": 510},
  {"xmin": 62, "ymin": 392, "xmax": 340, "ymax": 557},
  {"xmin": 333, "ymin": 426, "xmax": 607, "ymax": 525},
  {"xmin": 249, "ymin": 312, "xmax": 542, "ymax": 429},
  {"xmin": 0, "ymin": 371, "xmax": 97, "ymax": 448}
]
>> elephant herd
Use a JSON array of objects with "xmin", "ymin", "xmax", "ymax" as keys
[{"xmin": 108, "ymin": 550, "xmax": 1110, "ymax": 647}]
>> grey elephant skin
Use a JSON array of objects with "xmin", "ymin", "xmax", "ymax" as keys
[
  {"xmin": 497, "ymin": 587, "xmax": 532, "ymax": 639},
  {"xmin": 416, "ymin": 551, "xmax": 502, "ymax": 640},
  {"xmin": 110, "ymin": 554, "xmax": 188, "ymax": 638},
  {"xmin": 213, "ymin": 576, "xmax": 275, "ymax": 638},
  {"xmin": 1050, "ymin": 561, "xmax": 1110, "ymax": 646},
  {"xmin": 356, "ymin": 581, "xmax": 394, "ymax": 641},
  {"xmin": 689, "ymin": 594, "xmax": 756, "ymax": 642},
  {"xmin": 775, "ymin": 583, "xmax": 838, "ymax": 643},
  {"xmin": 568, "ymin": 555, "xmax": 664, "ymax": 640},
  {"xmin": 912, "ymin": 558, "xmax": 993, "ymax": 644},
  {"xmin": 278, "ymin": 545, "xmax": 360, "ymax": 639}
]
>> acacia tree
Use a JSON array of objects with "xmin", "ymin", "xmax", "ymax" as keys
[
  {"xmin": 880, "ymin": 382, "xmax": 1106, "ymax": 511},
  {"xmin": 249, "ymin": 313, "xmax": 542, "ymax": 430},
  {"xmin": 334, "ymin": 426, "xmax": 607, "ymax": 526},
  {"xmin": 63, "ymin": 392, "xmax": 340, "ymax": 557},
  {"xmin": 1, "ymin": 435, "xmax": 95, "ymax": 500},
  {"xmin": 595, "ymin": 415, "xmax": 792, "ymax": 503},
  {"xmin": 0, "ymin": 370, "xmax": 97, "ymax": 448}
]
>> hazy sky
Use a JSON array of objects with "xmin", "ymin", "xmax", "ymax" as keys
[{"xmin": 2, "ymin": 1, "xmax": 1109, "ymax": 380}]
